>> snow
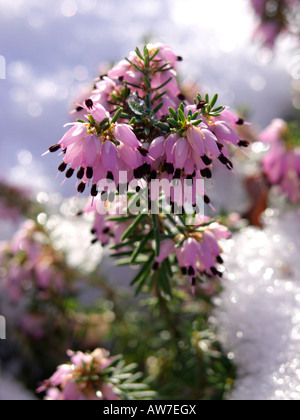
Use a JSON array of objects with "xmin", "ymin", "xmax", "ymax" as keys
[{"xmin": 215, "ymin": 210, "xmax": 300, "ymax": 400}]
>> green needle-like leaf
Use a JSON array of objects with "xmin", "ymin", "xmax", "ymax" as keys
[
  {"xmin": 121, "ymin": 213, "xmax": 146, "ymax": 242},
  {"xmin": 152, "ymin": 214, "xmax": 161, "ymax": 257},
  {"xmin": 111, "ymin": 107, "xmax": 124, "ymax": 124},
  {"xmin": 130, "ymin": 253, "xmax": 155, "ymax": 287}
]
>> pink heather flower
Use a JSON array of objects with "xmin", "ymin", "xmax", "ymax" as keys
[
  {"xmin": 37, "ymin": 349, "xmax": 119, "ymax": 401},
  {"xmin": 151, "ymin": 68, "xmax": 180, "ymax": 98},
  {"xmin": 148, "ymin": 42, "xmax": 180, "ymax": 66},
  {"xmin": 260, "ymin": 119, "xmax": 300, "ymax": 203},
  {"xmin": 87, "ymin": 199, "xmax": 132, "ymax": 248},
  {"xmin": 149, "ymin": 112, "xmax": 245, "ymax": 181},
  {"xmin": 47, "ymin": 103, "xmax": 150, "ymax": 196},
  {"xmin": 154, "ymin": 94, "xmax": 179, "ymax": 119},
  {"xmin": 258, "ymin": 118, "xmax": 287, "ymax": 144},
  {"xmin": 155, "ymin": 239, "xmax": 176, "ymax": 264},
  {"xmin": 154, "ymin": 220, "xmax": 230, "ymax": 289},
  {"xmin": 90, "ymin": 77, "xmax": 117, "ymax": 110},
  {"xmin": 263, "ymin": 146, "xmax": 300, "ymax": 203},
  {"xmin": 0, "ymin": 221, "xmax": 67, "ymax": 303},
  {"xmin": 107, "ymin": 43, "xmax": 182, "ymax": 110}
]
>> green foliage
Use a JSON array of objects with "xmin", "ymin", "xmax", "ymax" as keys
[
  {"xmin": 195, "ymin": 93, "xmax": 226, "ymax": 117},
  {"xmin": 102, "ymin": 284, "xmax": 236, "ymax": 400},
  {"xmin": 104, "ymin": 355, "xmax": 156, "ymax": 400},
  {"xmin": 283, "ymin": 121, "xmax": 300, "ymax": 149}
]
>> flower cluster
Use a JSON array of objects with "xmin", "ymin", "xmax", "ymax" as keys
[
  {"xmin": 0, "ymin": 220, "xmax": 77, "ymax": 342},
  {"xmin": 155, "ymin": 217, "xmax": 231, "ymax": 291},
  {"xmin": 250, "ymin": 0, "xmax": 300, "ymax": 48},
  {"xmin": 37, "ymin": 349, "xmax": 153, "ymax": 401},
  {"xmin": 89, "ymin": 197, "xmax": 231, "ymax": 293},
  {"xmin": 0, "ymin": 220, "xmax": 72, "ymax": 303},
  {"xmin": 45, "ymin": 44, "xmax": 249, "ymax": 293},
  {"xmin": 259, "ymin": 119, "xmax": 300, "ymax": 203},
  {"xmin": 46, "ymin": 43, "xmax": 249, "ymax": 198}
]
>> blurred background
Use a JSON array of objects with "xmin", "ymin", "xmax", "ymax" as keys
[{"xmin": 0, "ymin": 0, "xmax": 300, "ymax": 400}]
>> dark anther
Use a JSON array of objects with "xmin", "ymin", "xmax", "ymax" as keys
[
  {"xmin": 58, "ymin": 162, "xmax": 67, "ymax": 172},
  {"xmin": 201, "ymin": 155, "xmax": 212, "ymax": 166},
  {"xmin": 218, "ymin": 154, "xmax": 229, "ymax": 165},
  {"xmin": 100, "ymin": 74, "xmax": 107, "ymax": 80},
  {"xmin": 118, "ymin": 76, "xmax": 124, "ymax": 82},
  {"xmin": 134, "ymin": 166, "xmax": 144, "ymax": 179},
  {"xmin": 188, "ymin": 266, "xmax": 195, "ymax": 276},
  {"xmin": 107, "ymin": 171, "xmax": 114, "ymax": 181},
  {"xmin": 177, "ymin": 56, "xmax": 183, "ymax": 61},
  {"xmin": 153, "ymin": 262, "xmax": 159, "ymax": 271},
  {"xmin": 165, "ymin": 163, "xmax": 174, "ymax": 175},
  {"xmin": 91, "ymin": 238, "xmax": 98, "ymax": 245},
  {"xmin": 86, "ymin": 167, "xmax": 93, "ymax": 179},
  {"xmin": 66, "ymin": 168, "xmax": 75, "ymax": 178},
  {"xmin": 91, "ymin": 184, "xmax": 98, "ymax": 197},
  {"xmin": 77, "ymin": 182, "xmax": 86, "ymax": 194},
  {"xmin": 227, "ymin": 160, "xmax": 234, "ymax": 169},
  {"xmin": 49, "ymin": 144, "xmax": 61, "ymax": 153},
  {"xmin": 181, "ymin": 267, "xmax": 187, "ymax": 275},
  {"xmin": 77, "ymin": 211, "xmax": 84, "ymax": 217},
  {"xmin": 238, "ymin": 140, "xmax": 250, "ymax": 148},
  {"xmin": 217, "ymin": 142, "xmax": 224, "ymax": 151},
  {"xmin": 217, "ymin": 255, "xmax": 224, "ymax": 264},
  {"xmin": 200, "ymin": 168, "xmax": 212, "ymax": 179},
  {"xmin": 197, "ymin": 101, "xmax": 207, "ymax": 110},
  {"xmin": 178, "ymin": 93, "xmax": 186, "ymax": 101},
  {"xmin": 191, "ymin": 277, "xmax": 196, "ymax": 287},
  {"xmin": 204, "ymin": 195, "xmax": 210, "ymax": 204},
  {"xmin": 236, "ymin": 118, "xmax": 245, "ymax": 126},
  {"xmin": 150, "ymin": 170, "xmax": 157, "ymax": 180},
  {"xmin": 174, "ymin": 169, "xmax": 181, "ymax": 180},
  {"xmin": 102, "ymin": 227, "xmax": 110, "ymax": 235},
  {"xmin": 211, "ymin": 267, "xmax": 218, "ymax": 276},
  {"xmin": 77, "ymin": 167, "xmax": 85, "ymax": 179},
  {"xmin": 91, "ymin": 228, "xmax": 96, "ymax": 235},
  {"xmin": 77, "ymin": 168, "xmax": 84, "ymax": 179},
  {"xmin": 136, "ymin": 186, "xmax": 141, "ymax": 193},
  {"xmin": 62, "ymin": 148, "xmax": 67, "ymax": 154},
  {"xmin": 85, "ymin": 99, "xmax": 94, "ymax": 109},
  {"xmin": 143, "ymin": 163, "xmax": 151, "ymax": 175},
  {"xmin": 76, "ymin": 106, "xmax": 84, "ymax": 112},
  {"xmin": 137, "ymin": 146, "xmax": 149, "ymax": 157}
]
